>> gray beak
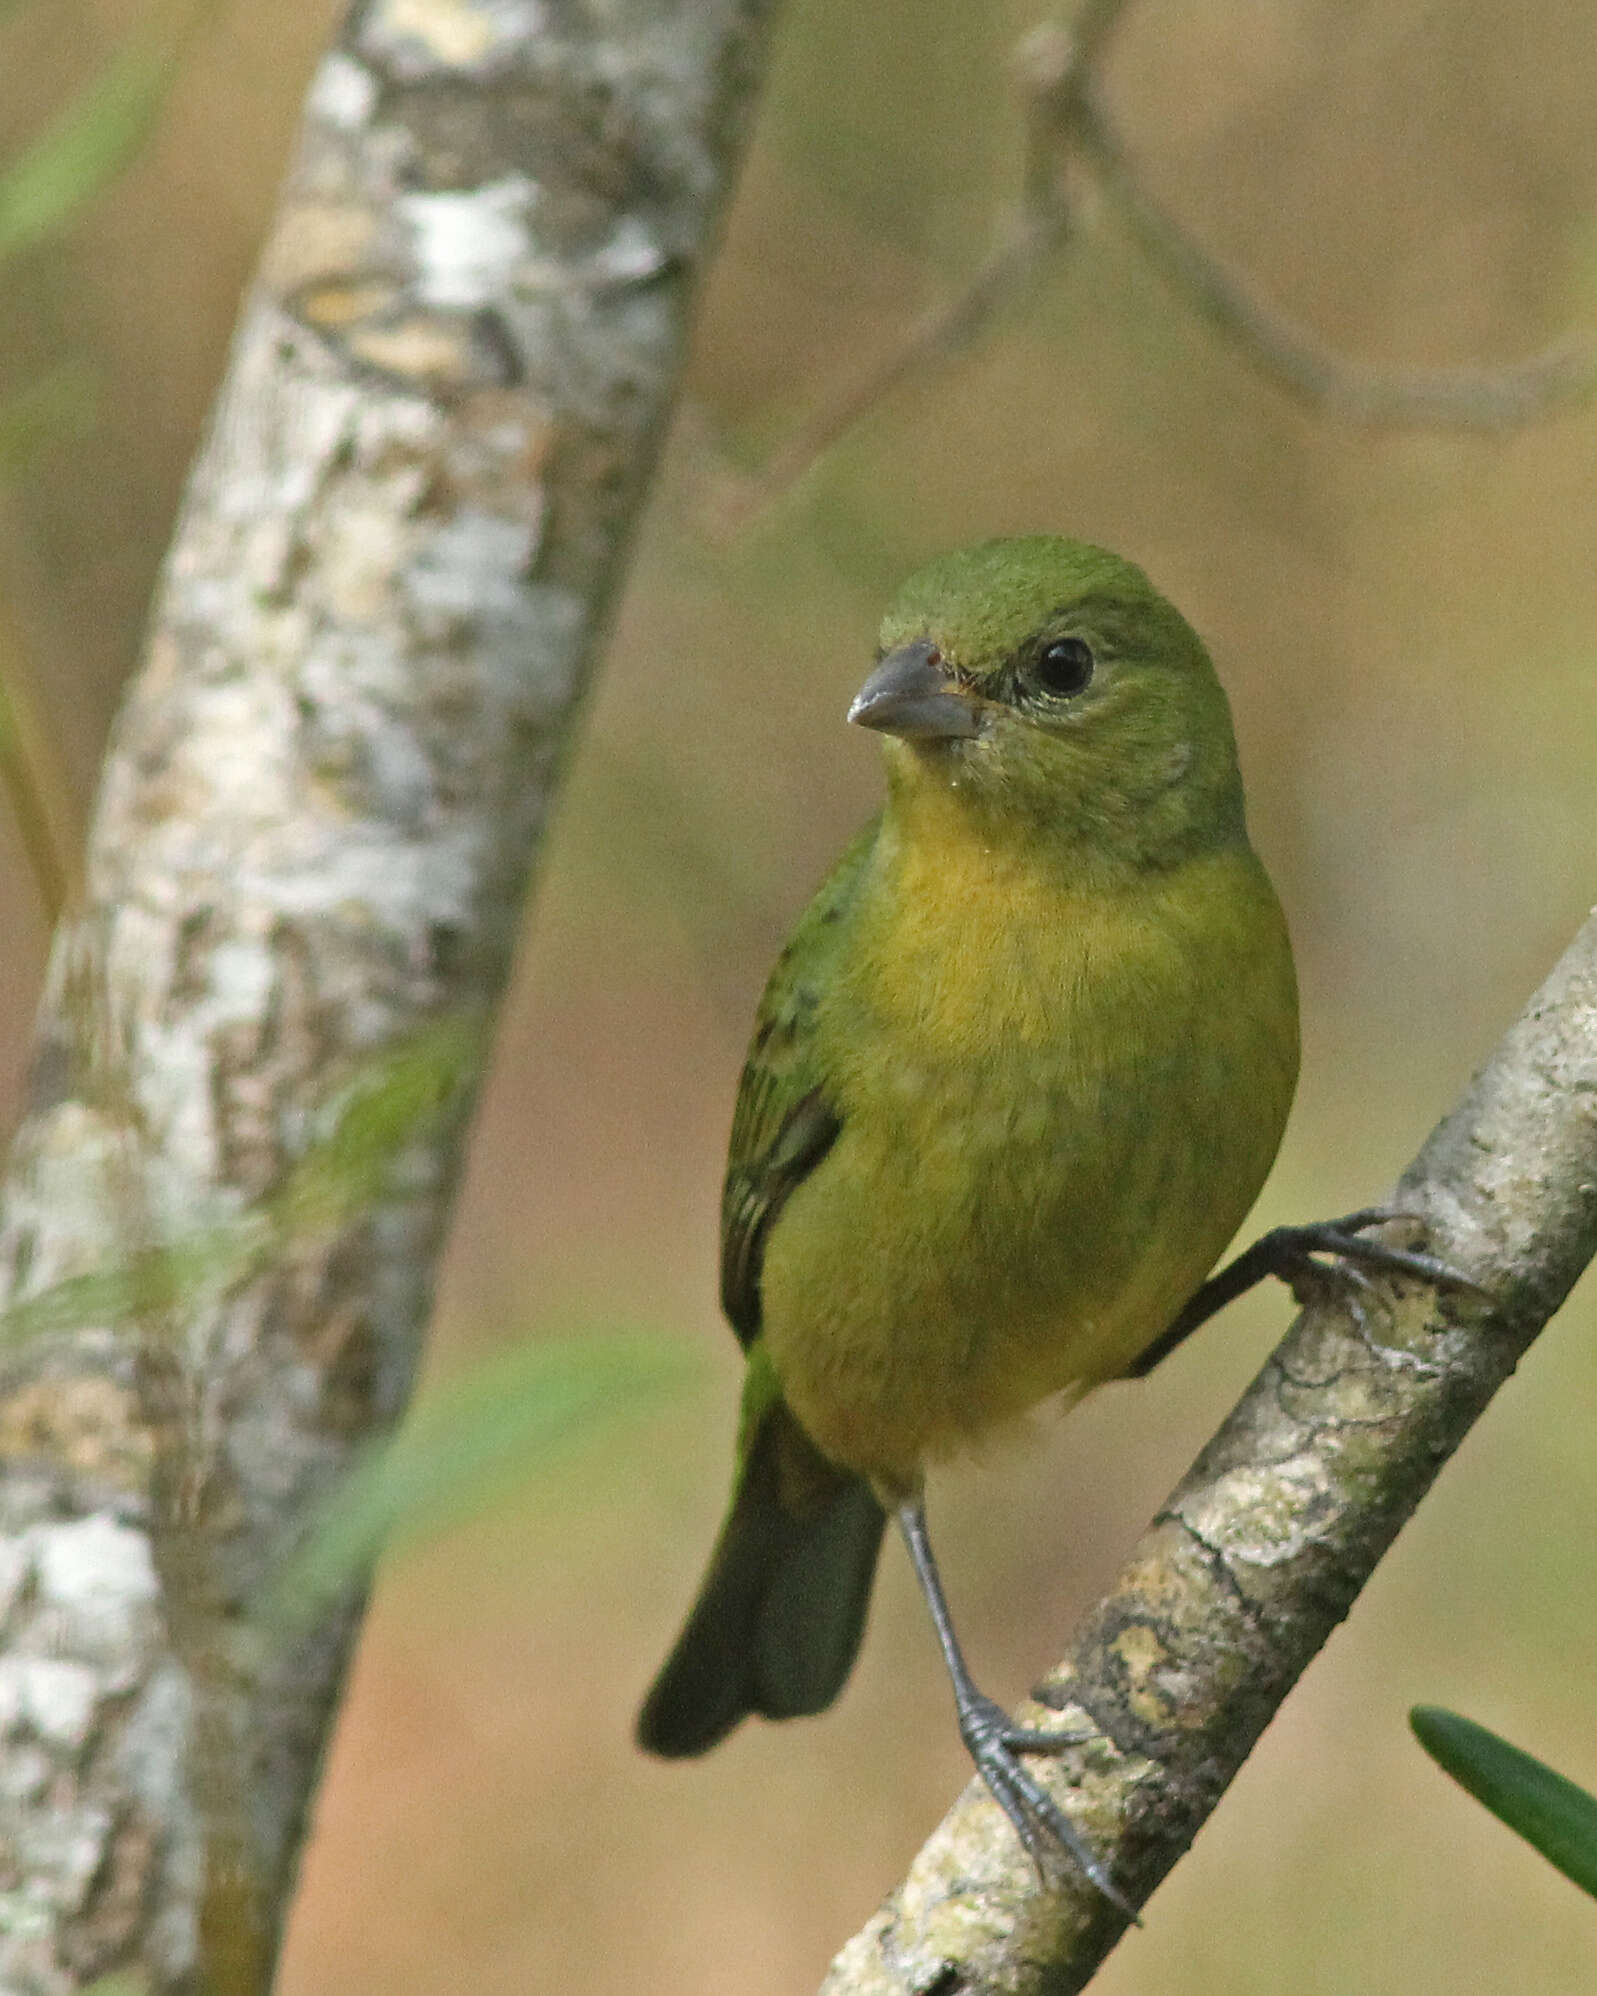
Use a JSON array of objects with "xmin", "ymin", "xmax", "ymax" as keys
[{"xmin": 847, "ymin": 640, "xmax": 981, "ymax": 742}]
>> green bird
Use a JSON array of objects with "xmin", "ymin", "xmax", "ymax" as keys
[{"xmin": 638, "ymin": 537, "xmax": 1453, "ymax": 1903}]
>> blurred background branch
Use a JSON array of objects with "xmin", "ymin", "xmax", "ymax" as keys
[
  {"xmin": 1069, "ymin": 61, "xmax": 1597, "ymax": 430},
  {"xmin": 704, "ymin": 0, "xmax": 1595, "ymax": 537}
]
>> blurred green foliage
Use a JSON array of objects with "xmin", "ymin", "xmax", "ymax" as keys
[
  {"xmin": 0, "ymin": 0, "xmax": 199, "ymax": 480},
  {"xmin": 266, "ymin": 1329, "xmax": 700, "ymax": 1634},
  {"xmin": 0, "ymin": 1000, "xmax": 695, "ymax": 1666},
  {"xmin": 0, "ymin": 12, "xmax": 186, "ymax": 270}
]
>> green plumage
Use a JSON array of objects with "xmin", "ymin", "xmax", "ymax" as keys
[
  {"xmin": 639, "ymin": 537, "xmax": 1299, "ymax": 1761},
  {"xmin": 636, "ymin": 1381, "xmax": 885, "ymax": 1755}
]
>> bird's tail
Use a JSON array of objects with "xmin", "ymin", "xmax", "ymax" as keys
[{"xmin": 637, "ymin": 1392, "xmax": 886, "ymax": 1758}]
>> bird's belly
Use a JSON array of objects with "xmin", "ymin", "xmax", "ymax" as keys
[
  {"xmin": 759, "ymin": 1039, "xmax": 1263, "ymax": 1492},
  {"xmin": 754, "ymin": 840, "xmax": 1299, "ymax": 1493}
]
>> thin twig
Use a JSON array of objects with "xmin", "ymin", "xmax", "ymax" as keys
[
  {"xmin": 1073, "ymin": 82, "xmax": 1597, "ymax": 430},
  {"xmin": 699, "ymin": 208, "xmax": 1065, "ymax": 542}
]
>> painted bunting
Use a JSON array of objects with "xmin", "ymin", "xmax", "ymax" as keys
[{"xmin": 638, "ymin": 537, "xmax": 1452, "ymax": 1901}]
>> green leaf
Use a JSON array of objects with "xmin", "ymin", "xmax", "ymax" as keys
[
  {"xmin": 262, "ymin": 1331, "xmax": 699, "ymax": 1632},
  {"xmin": 1410, "ymin": 1705, "xmax": 1597, "ymax": 1898},
  {"xmin": 0, "ymin": 23, "xmax": 184, "ymax": 266}
]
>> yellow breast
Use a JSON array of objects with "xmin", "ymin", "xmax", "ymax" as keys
[{"xmin": 757, "ymin": 809, "xmax": 1300, "ymax": 1494}]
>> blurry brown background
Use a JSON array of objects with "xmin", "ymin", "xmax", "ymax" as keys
[{"xmin": 4, "ymin": 0, "xmax": 1597, "ymax": 1989}]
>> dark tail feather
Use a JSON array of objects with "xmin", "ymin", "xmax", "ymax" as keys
[{"xmin": 637, "ymin": 1406, "xmax": 886, "ymax": 1758}]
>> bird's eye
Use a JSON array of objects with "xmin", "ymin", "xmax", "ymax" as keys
[{"xmin": 1034, "ymin": 637, "xmax": 1094, "ymax": 697}]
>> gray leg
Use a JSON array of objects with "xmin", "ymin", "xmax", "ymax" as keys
[
  {"xmin": 1128, "ymin": 1206, "xmax": 1485, "ymax": 1378},
  {"xmin": 896, "ymin": 1498, "xmax": 1137, "ymax": 1919}
]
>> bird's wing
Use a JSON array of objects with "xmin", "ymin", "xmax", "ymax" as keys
[{"xmin": 719, "ymin": 817, "xmax": 879, "ymax": 1346}]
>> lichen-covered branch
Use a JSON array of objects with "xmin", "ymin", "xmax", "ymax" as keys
[
  {"xmin": 820, "ymin": 914, "xmax": 1597, "ymax": 1995},
  {"xmin": 0, "ymin": 1, "xmax": 779, "ymax": 1990}
]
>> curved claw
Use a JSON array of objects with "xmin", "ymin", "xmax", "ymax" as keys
[
  {"xmin": 957, "ymin": 1693, "xmax": 1139, "ymax": 1921},
  {"xmin": 1131, "ymin": 1206, "xmax": 1489, "ymax": 1379},
  {"xmin": 1269, "ymin": 1205, "xmax": 1493, "ymax": 1317}
]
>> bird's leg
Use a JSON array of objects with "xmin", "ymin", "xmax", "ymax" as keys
[
  {"xmin": 895, "ymin": 1498, "xmax": 1137, "ymax": 1918},
  {"xmin": 1128, "ymin": 1205, "xmax": 1488, "ymax": 1379}
]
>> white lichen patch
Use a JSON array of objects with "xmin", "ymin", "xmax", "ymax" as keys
[
  {"xmin": 400, "ymin": 507, "xmax": 543, "ymax": 624},
  {"xmin": 0, "ymin": 1743, "xmax": 51, "ymax": 1803},
  {"xmin": 362, "ymin": 0, "xmax": 546, "ymax": 77},
  {"xmin": 522, "ymin": 212, "xmax": 672, "ymax": 295},
  {"xmin": 0, "ymin": 1659, "xmax": 101, "ymax": 1752},
  {"xmin": 308, "ymin": 52, "xmax": 379, "ymax": 131},
  {"xmin": 594, "ymin": 214, "xmax": 670, "ymax": 285},
  {"xmin": 19, "ymin": 1798, "xmax": 114, "ymax": 1915},
  {"xmin": 8, "ymin": 1104, "xmax": 137, "ymax": 1277},
  {"xmin": 205, "ymin": 372, "xmax": 356, "ymax": 534},
  {"xmin": 33, "ymin": 1514, "xmax": 159, "ymax": 1660},
  {"xmin": 246, "ymin": 826, "xmax": 479, "ymax": 938},
  {"xmin": 204, "ymin": 940, "xmax": 278, "ymax": 1027},
  {"xmin": 0, "ymin": 1535, "xmax": 30, "ymax": 1629},
  {"xmin": 116, "ymin": 1662, "xmax": 193, "ymax": 1823},
  {"xmin": 398, "ymin": 177, "xmax": 537, "ymax": 310},
  {"xmin": 174, "ymin": 678, "xmax": 303, "ymax": 819},
  {"xmin": 1180, "ymin": 1456, "xmax": 1330, "ymax": 1570}
]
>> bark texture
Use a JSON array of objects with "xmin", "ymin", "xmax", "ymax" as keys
[
  {"xmin": 821, "ymin": 909, "xmax": 1597, "ymax": 1995},
  {"xmin": 0, "ymin": 1, "xmax": 778, "ymax": 1989}
]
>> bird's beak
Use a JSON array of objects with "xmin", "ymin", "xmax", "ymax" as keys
[{"xmin": 847, "ymin": 641, "xmax": 981, "ymax": 741}]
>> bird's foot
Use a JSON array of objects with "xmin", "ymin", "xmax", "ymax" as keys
[
  {"xmin": 955, "ymin": 1690, "xmax": 1137, "ymax": 1919},
  {"xmin": 1254, "ymin": 1206, "xmax": 1486, "ymax": 1334}
]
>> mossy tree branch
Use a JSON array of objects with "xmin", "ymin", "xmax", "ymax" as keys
[{"xmin": 822, "ymin": 911, "xmax": 1597, "ymax": 1994}]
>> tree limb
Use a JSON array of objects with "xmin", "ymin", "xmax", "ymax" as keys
[
  {"xmin": 0, "ymin": 1, "xmax": 780, "ymax": 1990},
  {"xmin": 820, "ymin": 910, "xmax": 1597, "ymax": 1993}
]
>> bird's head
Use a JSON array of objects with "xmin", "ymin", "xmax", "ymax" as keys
[{"xmin": 852, "ymin": 537, "xmax": 1248, "ymax": 873}]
